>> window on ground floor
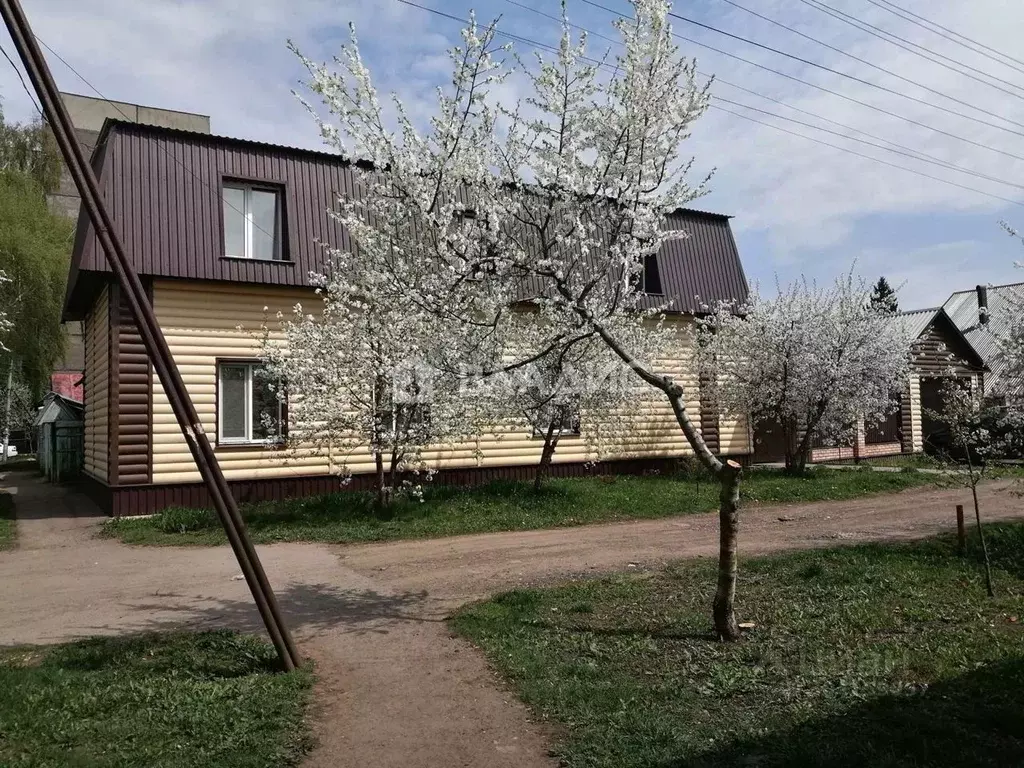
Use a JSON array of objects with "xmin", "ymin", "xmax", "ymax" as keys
[
  {"xmin": 530, "ymin": 400, "xmax": 582, "ymax": 438},
  {"xmin": 218, "ymin": 361, "xmax": 287, "ymax": 444}
]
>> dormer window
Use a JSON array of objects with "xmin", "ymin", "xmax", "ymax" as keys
[
  {"xmin": 222, "ymin": 182, "xmax": 285, "ymax": 261},
  {"xmin": 641, "ymin": 254, "xmax": 663, "ymax": 295}
]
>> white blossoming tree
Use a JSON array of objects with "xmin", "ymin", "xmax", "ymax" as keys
[
  {"xmin": 996, "ymin": 225, "xmax": 1024, "ymax": 405},
  {"xmin": 485, "ymin": 323, "xmax": 666, "ymax": 491},
  {"xmin": 290, "ymin": 0, "xmax": 771, "ymax": 640},
  {"xmin": 697, "ymin": 273, "xmax": 912, "ymax": 475},
  {"xmin": 260, "ymin": 261, "xmax": 491, "ymax": 510}
]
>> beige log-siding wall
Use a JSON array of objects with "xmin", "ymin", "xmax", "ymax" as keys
[
  {"xmin": 149, "ymin": 280, "xmax": 750, "ymax": 484},
  {"xmin": 83, "ymin": 286, "xmax": 110, "ymax": 481}
]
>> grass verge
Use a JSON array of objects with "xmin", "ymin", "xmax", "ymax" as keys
[
  {"xmin": 0, "ymin": 491, "xmax": 15, "ymax": 551},
  {"xmin": 451, "ymin": 523, "xmax": 1024, "ymax": 768},
  {"xmin": 102, "ymin": 467, "xmax": 937, "ymax": 546},
  {"xmin": 0, "ymin": 631, "xmax": 313, "ymax": 767}
]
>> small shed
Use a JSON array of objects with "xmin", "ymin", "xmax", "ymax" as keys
[{"xmin": 35, "ymin": 393, "xmax": 84, "ymax": 482}]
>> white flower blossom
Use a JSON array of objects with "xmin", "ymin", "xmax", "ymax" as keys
[{"xmin": 696, "ymin": 272, "xmax": 912, "ymax": 473}]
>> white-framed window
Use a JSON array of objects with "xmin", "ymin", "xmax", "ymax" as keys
[
  {"xmin": 530, "ymin": 401, "xmax": 582, "ymax": 438},
  {"xmin": 371, "ymin": 371, "xmax": 433, "ymax": 439},
  {"xmin": 217, "ymin": 362, "xmax": 286, "ymax": 444},
  {"xmin": 222, "ymin": 182, "xmax": 284, "ymax": 261}
]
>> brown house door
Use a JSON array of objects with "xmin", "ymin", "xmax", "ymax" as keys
[{"xmin": 752, "ymin": 418, "xmax": 790, "ymax": 463}]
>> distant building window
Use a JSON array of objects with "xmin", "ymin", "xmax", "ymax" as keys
[
  {"xmin": 222, "ymin": 183, "xmax": 284, "ymax": 261},
  {"xmin": 642, "ymin": 254, "xmax": 663, "ymax": 295},
  {"xmin": 218, "ymin": 362, "xmax": 286, "ymax": 444}
]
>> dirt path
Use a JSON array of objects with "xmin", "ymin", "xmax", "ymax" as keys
[{"xmin": 1, "ymin": 470, "xmax": 1021, "ymax": 768}]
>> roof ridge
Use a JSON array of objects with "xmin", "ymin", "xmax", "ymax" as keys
[
  {"xmin": 103, "ymin": 119, "xmax": 735, "ymax": 219},
  {"xmin": 946, "ymin": 280, "xmax": 1024, "ymax": 297}
]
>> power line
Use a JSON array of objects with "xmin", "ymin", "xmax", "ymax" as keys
[
  {"xmin": 402, "ymin": 0, "xmax": 1024, "ymax": 208},
  {"xmin": 504, "ymin": 0, "xmax": 1024, "ymax": 192},
  {"xmin": 713, "ymin": 0, "xmax": 1024, "ymax": 131},
  {"xmin": 715, "ymin": 95, "xmax": 1024, "ymax": 192},
  {"xmin": 797, "ymin": 0, "xmax": 1024, "ymax": 100},
  {"xmin": 33, "ymin": 37, "xmax": 278, "ymax": 245},
  {"xmin": 713, "ymin": 102, "xmax": 1024, "ymax": 208},
  {"xmin": 864, "ymin": 0, "xmax": 1024, "ymax": 75},
  {"xmin": 0, "ymin": 41, "xmax": 40, "ymax": 115},
  {"xmin": 580, "ymin": 0, "xmax": 1024, "ymax": 168},
  {"xmin": 657, "ymin": 2, "xmax": 1024, "ymax": 118}
]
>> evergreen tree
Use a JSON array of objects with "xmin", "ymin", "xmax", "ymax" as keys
[{"xmin": 869, "ymin": 276, "xmax": 899, "ymax": 315}]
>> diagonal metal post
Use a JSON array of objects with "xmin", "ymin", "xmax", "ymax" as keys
[{"xmin": 0, "ymin": 0, "xmax": 300, "ymax": 671}]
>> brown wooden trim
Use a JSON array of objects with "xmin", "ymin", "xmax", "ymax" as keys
[
  {"xmin": 107, "ymin": 280, "xmax": 120, "ymax": 485},
  {"xmin": 109, "ymin": 283, "xmax": 153, "ymax": 486},
  {"xmin": 97, "ymin": 454, "xmax": 750, "ymax": 516}
]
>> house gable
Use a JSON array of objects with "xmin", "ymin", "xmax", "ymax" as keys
[{"xmin": 907, "ymin": 309, "xmax": 986, "ymax": 375}]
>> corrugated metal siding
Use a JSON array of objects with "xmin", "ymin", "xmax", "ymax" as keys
[
  {"xmin": 77, "ymin": 125, "xmax": 354, "ymax": 289},
  {"xmin": 644, "ymin": 211, "xmax": 750, "ymax": 313},
  {"xmin": 72, "ymin": 123, "xmax": 748, "ymax": 316},
  {"xmin": 944, "ymin": 283, "xmax": 1024, "ymax": 396},
  {"xmin": 83, "ymin": 286, "xmax": 109, "ymax": 481},
  {"xmin": 893, "ymin": 308, "xmax": 939, "ymax": 342}
]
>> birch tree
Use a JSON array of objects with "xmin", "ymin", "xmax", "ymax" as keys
[
  {"xmin": 290, "ymin": 0, "xmax": 770, "ymax": 639},
  {"xmin": 697, "ymin": 273, "xmax": 911, "ymax": 474}
]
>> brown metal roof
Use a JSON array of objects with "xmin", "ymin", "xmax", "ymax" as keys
[{"xmin": 66, "ymin": 120, "xmax": 748, "ymax": 318}]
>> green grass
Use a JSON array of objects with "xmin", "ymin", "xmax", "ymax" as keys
[
  {"xmin": 0, "ymin": 491, "xmax": 15, "ymax": 551},
  {"xmin": 0, "ymin": 631, "xmax": 314, "ymax": 767},
  {"xmin": 451, "ymin": 523, "xmax": 1024, "ymax": 768},
  {"xmin": 102, "ymin": 467, "xmax": 937, "ymax": 547},
  {"xmin": 862, "ymin": 452, "xmax": 946, "ymax": 469}
]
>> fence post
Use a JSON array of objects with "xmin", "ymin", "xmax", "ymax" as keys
[{"xmin": 956, "ymin": 504, "xmax": 966, "ymax": 555}]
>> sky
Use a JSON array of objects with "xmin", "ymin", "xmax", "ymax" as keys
[{"xmin": 2, "ymin": 0, "xmax": 1023, "ymax": 310}]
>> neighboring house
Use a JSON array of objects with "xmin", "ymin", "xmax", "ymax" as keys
[
  {"xmin": 943, "ymin": 283, "xmax": 1024, "ymax": 403},
  {"xmin": 64, "ymin": 119, "xmax": 752, "ymax": 516},
  {"xmin": 890, "ymin": 307, "xmax": 987, "ymax": 455},
  {"xmin": 750, "ymin": 306, "xmax": 987, "ymax": 464}
]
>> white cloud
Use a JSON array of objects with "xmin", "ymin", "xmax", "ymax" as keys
[{"xmin": 2, "ymin": 0, "xmax": 1022, "ymax": 306}]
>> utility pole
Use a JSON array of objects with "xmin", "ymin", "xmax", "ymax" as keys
[{"xmin": 0, "ymin": 0, "xmax": 300, "ymax": 671}]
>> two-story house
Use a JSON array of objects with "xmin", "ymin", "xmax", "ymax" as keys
[{"xmin": 66, "ymin": 119, "xmax": 752, "ymax": 515}]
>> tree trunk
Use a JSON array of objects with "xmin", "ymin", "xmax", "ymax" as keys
[
  {"xmin": 0, "ymin": 359, "xmax": 12, "ymax": 466},
  {"xmin": 374, "ymin": 450, "xmax": 387, "ymax": 510},
  {"xmin": 713, "ymin": 460, "xmax": 742, "ymax": 642},
  {"xmin": 585, "ymin": 317, "xmax": 745, "ymax": 641},
  {"xmin": 967, "ymin": 455, "xmax": 995, "ymax": 597},
  {"xmin": 534, "ymin": 415, "xmax": 562, "ymax": 492}
]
